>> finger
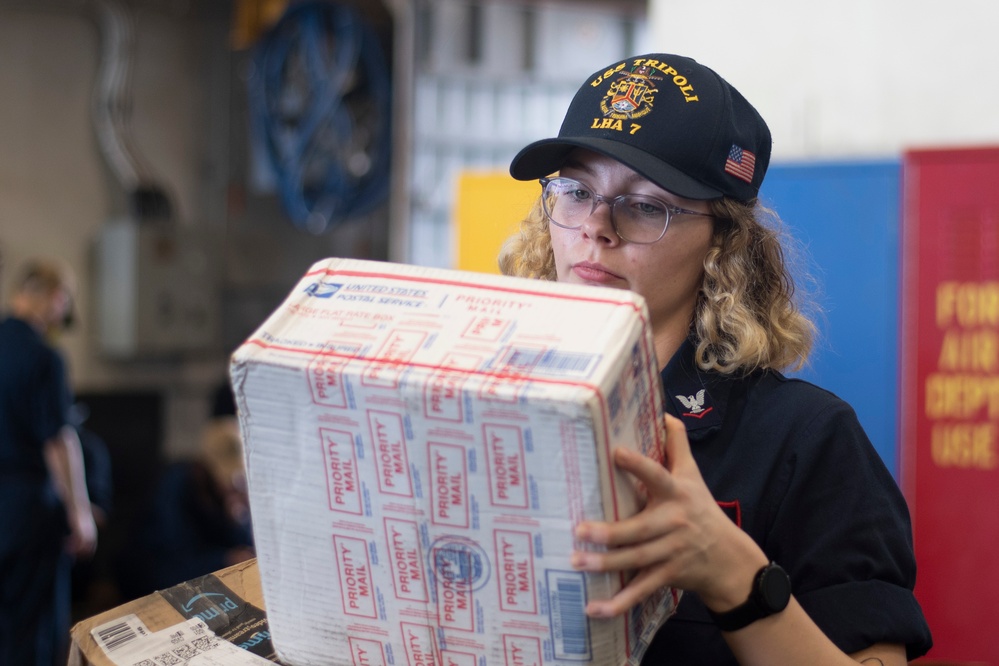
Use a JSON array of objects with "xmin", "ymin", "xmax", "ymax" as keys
[
  {"xmin": 662, "ymin": 413, "xmax": 694, "ymax": 473},
  {"xmin": 585, "ymin": 566, "xmax": 673, "ymax": 618},
  {"xmin": 575, "ymin": 501, "xmax": 678, "ymax": 548},
  {"xmin": 571, "ymin": 534, "xmax": 673, "ymax": 572},
  {"xmin": 612, "ymin": 446, "xmax": 673, "ymax": 495},
  {"xmin": 575, "ymin": 448, "xmax": 674, "ymax": 547}
]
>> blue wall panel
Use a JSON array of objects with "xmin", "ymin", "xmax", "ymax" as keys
[{"xmin": 760, "ymin": 161, "xmax": 901, "ymax": 477}]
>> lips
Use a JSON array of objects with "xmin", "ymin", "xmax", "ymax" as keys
[{"xmin": 571, "ymin": 261, "xmax": 624, "ymax": 284}]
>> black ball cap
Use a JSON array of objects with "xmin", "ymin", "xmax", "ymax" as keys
[{"xmin": 510, "ymin": 54, "xmax": 772, "ymax": 203}]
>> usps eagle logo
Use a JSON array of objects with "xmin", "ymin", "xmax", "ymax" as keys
[
  {"xmin": 676, "ymin": 389, "xmax": 707, "ymax": 415},
  {"xmin": 303, "ymin": 281, "xmax": 342, "ymax": 298},
  {"xmin": 600, "ymin": 66, "xmax": 661, "ymax": 120}
]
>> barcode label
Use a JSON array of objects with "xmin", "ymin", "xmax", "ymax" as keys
[
  {"xmin": 97, "ymin": 621, "xmax": 135, "ymax": 651},
  {"xmin": 89, "ymin": 616, "xmax": 274, "ymax": 666},
  {"xmin": 535, "ymin": 350, "xmax": 598, "ymax": 377},
  {"xmin": 92, "ymin": 614, "xmax": 150, "ymax": 653},
  {"xmin": 499, "ymin": 347, "xmax": 599, "ymax": 378},
  {"xmin": 546, "ymin": 570, "xmax": 591, "ymax": 660}
]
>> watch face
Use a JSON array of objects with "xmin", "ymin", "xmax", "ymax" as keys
[{"xmin": 759, "ymin": 564, "xmax": 792, "ymax": 611}]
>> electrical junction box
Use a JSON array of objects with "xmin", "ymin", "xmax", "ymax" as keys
[{"xmin": 94, "ymin": 220, "xmax": 219, "ymax": 358}]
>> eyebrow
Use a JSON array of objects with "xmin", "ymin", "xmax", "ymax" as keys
[{"xmin": 560, "ymin": 156, "xmax": 588, "ymax": 173}]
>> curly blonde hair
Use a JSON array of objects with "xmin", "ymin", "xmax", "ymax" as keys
[{"xmin": 497, "ymin": 197, "xmax": 816, "ymax": 374}]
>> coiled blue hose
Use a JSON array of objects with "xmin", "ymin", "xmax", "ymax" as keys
[{"xmin": 248, "ymin": 2, "xmax": 392, "ymax": 233}]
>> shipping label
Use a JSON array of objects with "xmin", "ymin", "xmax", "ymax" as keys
[
  {"xmin": 91, "ymin": 616, "xmax": 274, "ymax": 666},
  {"xmin": 333, "ymin": 535, "xmax": 377, "ymax": 618},
  {"xmin": 321, "ymin": 428, "xmax": 362, "ymax": 515},
  {"xmin": 546, "ymin": 570, "xmax": 592, "ymax": 660},
  {"xmin": 429, "ymin": 442, "xmax": 469, "ymax": 528},
  {"xmin": 484, "ymin": 424, "xmax": 529, "ymax": 508}
]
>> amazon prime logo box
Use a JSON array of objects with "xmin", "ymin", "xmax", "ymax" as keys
[{"xmin": 159, "ymin": 573, "xmax": 275, "ymax": 660}]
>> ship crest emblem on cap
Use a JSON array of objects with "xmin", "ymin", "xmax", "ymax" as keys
[{"xmin": 600, "ymin": 66, "xmax": 662, "ymax": 120}]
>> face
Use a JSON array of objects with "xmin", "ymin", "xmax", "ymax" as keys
[
  {"xmin": 550, "ymin": 149, "xmax": 716, "ymax": 349},
  {"xmin": 44, "ymin": 286, "xmax": 72, "ymax": 330}
]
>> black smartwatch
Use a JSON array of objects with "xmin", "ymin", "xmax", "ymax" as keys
[{"xmin": 707, "ymin": 562, "xmax": 791, "ymax": 632}]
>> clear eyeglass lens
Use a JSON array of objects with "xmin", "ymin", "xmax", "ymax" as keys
[{"xmin": 543, "ymin": 179, "xmax": 669, "ymax": 243}]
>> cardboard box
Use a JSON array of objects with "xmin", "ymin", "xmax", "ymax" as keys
[
  {"xmin": 68, "ymin": 559, "xmax": 278, "ymax": 666},
  {"xmin": 230, "ymin": 258, "xmax": 678, "ymax": 666}
]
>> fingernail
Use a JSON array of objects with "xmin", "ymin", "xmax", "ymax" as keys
[{"xmin": 586, "ymin": 603, "xmax": 608, "ymax": 618}]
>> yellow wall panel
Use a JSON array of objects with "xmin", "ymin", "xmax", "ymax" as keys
[{"xmin": 454, "ymin": 172, "xmax": 538, "ymax": 274}]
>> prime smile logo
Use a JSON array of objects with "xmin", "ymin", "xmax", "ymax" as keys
[{"xmin": 181, "ymin": 592, "xmax": 239, "ymax": 623}]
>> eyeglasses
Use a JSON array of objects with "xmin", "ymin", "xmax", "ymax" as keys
[{"xmin": 539, "ymin": 177, "xmax": 712, "ymax": 244}]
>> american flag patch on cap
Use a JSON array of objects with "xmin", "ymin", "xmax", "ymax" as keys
[{"xmin": 724, "ymin": 144, "xmax": 756, "ymax": 183}]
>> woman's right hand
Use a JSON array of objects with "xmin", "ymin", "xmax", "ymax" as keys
[{"xmin": 570, "ymin": 413, "xmax": 768, "ymax": 617}]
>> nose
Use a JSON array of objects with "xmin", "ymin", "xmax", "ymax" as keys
[{"xmin": 579, "ymin": 197, "xmax": 620, "ymax": 245}]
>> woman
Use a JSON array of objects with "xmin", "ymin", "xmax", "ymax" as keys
[{"xmin": 501, "ymin": 53, "xmax": 931, "ymax": 664}]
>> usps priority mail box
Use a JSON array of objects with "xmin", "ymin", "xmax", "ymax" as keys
[{"xmin": 230, "ymin": 258, "xmax": 678, "ymax": 666}]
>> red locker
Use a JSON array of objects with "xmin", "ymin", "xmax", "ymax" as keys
[{"xmin": 901, "ymin": 147, "xmax": 999, "ymax": 662}]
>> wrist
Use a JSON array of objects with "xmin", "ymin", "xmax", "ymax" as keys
[
  {"xmin": 706, "ymin": 562, "xmax": 792, "ymax": 632},
  {"xmin": 73, "ymin": 506, "xmax": 96, "ymax": 527},
  {"xmin": 700, "ymin": 551, "xmax": 769, "ymax": 613}
]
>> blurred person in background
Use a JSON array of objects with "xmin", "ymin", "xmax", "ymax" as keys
[
  {"xmin": 117, "ymin": 388, "xmax": 253, "ymax": 599},
  {"xmin": 69, "ymin": 402, "xmax": 115, "ymax": 621},
  {"xmin": 502, "ymin": 53, "xmax": 931, "ymax": 663},
  {"xmin": 0, "ymin": 259, "xmax": 97, "ymax": 666}
]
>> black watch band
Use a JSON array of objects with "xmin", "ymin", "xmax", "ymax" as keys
[{"xmin": 707, "ymin": 562, "xmax": 791, "ymax": 632}]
